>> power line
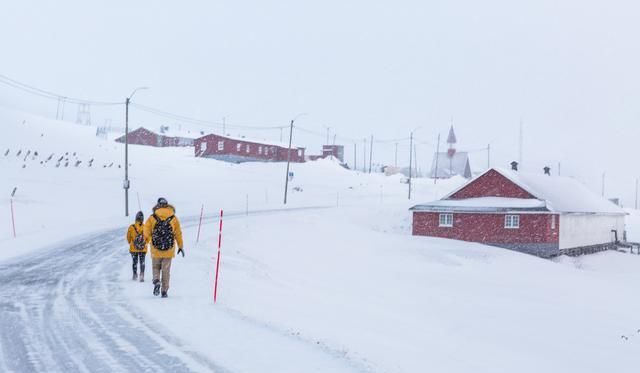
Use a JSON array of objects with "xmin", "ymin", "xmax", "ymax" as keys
[
  {"xmin": 0, "ymin": 74, "xmax": 123, "ymax": 106},
  {"xmin": 130, "ymin": 103, "xmax": 288, "ymax": 131}
]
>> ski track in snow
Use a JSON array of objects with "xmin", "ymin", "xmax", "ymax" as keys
[{"xmin": 0, "ymin": 207, "xmax": 368, "ymax": 373}]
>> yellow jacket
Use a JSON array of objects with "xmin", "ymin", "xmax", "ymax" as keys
[
  {"xmin": 126, "ymin": 221, "xmax": 148, "ymax": 253},
  {"xmin": 144, "ymin": 205, "xmax": 183, "ymax": 259}
]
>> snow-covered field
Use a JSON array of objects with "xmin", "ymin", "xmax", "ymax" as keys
[{"xmin": 3, "ymin": 106, "xmax": 640, "ymax": 372}]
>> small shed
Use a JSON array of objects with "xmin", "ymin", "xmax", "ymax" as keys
[
  {"xmin": 115, "ymin": 127, "xmax": 194, "ymax": 147},
  {"xmin": 410, "ymin": 167, "xmax": 626, "ymax": 257},
  {"xmin": 194, "ymin": 133, "xmax": 305, "ymax": 163}
]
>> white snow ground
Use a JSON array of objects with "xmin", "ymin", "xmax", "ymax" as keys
[{"xmin": 2, "ymin": 106, "xmax": 640, "ymax": 372}]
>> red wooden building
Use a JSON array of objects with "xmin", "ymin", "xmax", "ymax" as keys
[
  {"xmin": 194, "ymin": 133, "xmax": 305, "ymax": 163},
  {"xmin": 410, "ymin": 166, "xmax": 626, "ymax": 257},
  {"xmin": 115, "ymin": 127, "xmax": 194, "ymax": 147}
]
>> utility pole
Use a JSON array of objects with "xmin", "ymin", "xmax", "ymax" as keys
[
  {"xmin": 487, "ymin": 143, "xmax": 491, "ymax": 169},
  {"xmin": 601, "ymin": 172, "xmax": 606, "ymax": 197},
  {"xmin": 56, "ymin": 97, "xmax": 61, "ymax": 120},
  {"xmin": 368, "ymin": 135, "xmax": 373, "ymax": 173},
  {"xmin": 408, "ymin": 132, "xmax": 414, "ymax": 199},
  {"xmin": 519, "ymin": 119, "xmax": 523, "ymax": 169},
  {"xmin": 363, "ymin": 138, "xmax": 367, "ymax": 172},
  {"xmin": 353, "ymin": 142, "xmax": 357, "ymax": 171},
  {"xmin": 558, "ymin": 162, "xmax": 561, "ymax": 176},
  {"xmin": 333, "ymin": 134, "xmax": 337, "ymax": 145},
  {"xmin": 60, "ymin": 98, "xmax": 66, "ymax": 120},
  {"xmin": 283, "ymin": 119, "xmax": 295, "ymax": 204},
  {"xmin": 636, "ymin": 178, "xmax": 638, "ymax": 210},
  {"xmin": 325, "ymin": 126, "xmax": 330, "ymax": 144},
  {"xmin": 414, "ymin": 145, "xmax": 418, "ymax": 177},
  {"xmin": 394, "ymin": 142, "xmax": 398, "ymax": 167},
  {"xmin": 124, "ymin": 87, "xmax": 148, "ymax": 217},
  {"xmin": 125, "ymin": 97, "xmax": 130, "ymax": 217},
  {"xmin": 433, "ymin": 133, "xmax": 441, "ymax": 184}
]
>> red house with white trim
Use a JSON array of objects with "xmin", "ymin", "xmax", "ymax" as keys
[
  {"xmin": 194, "ymin": 133, "xmax": 305, "ymax": 163},
  {"xmin": 410, "ymin": 166, "xmax": 626, "ymax": 257}
]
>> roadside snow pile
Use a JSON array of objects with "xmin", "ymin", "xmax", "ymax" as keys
[{"xmin": 127, "ymin": 204, "xmax": 640, "ymax": 373}]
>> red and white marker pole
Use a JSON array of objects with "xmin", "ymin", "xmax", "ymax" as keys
[
  {"xmin": 213, "ymin": 209, "xmax": 223, "ymax": 303},
  {"xmin": 10, "ymin": 198, "xmax": 16, "ymax": 238},
  {"xmin": 196, "ymin": 204, "xmax": 204, "ymax": 243}
]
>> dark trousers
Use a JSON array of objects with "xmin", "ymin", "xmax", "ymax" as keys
[{"xmin": 131, "ymin": 252, "xmax": 146, "ymax": 275}]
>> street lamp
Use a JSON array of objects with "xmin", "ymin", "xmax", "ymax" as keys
[
  {"xmin": 283, "ymin": 113, "xmax": 308, "ymax": 205},
  {"xmin": 408, "ymin": 126, "xmax": 422, "ymax": 200},
  {"xmin": 124, "ymin": 86, "xmax": 149, "ymax": 217}
]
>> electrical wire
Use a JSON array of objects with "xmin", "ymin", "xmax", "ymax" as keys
[
  {"xmin": 0, "ymin": 74, "xmax": 123, "ymax": 106},
  {"xmin": 130, "ymin": 103, "xmax": 288, "ymax": 131}
]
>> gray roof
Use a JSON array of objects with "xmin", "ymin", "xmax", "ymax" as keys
[
  {"xmin": 414, "ymin": 168, "xmax": 625, "ymax": 215},
  {"xmin": 429, "ymin": 152, "xmax": 471, "ymax": 179}
]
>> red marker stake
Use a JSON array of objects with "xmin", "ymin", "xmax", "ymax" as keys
[
  {"xmin": 213, "ymin": 209, "xmax": 223, "ymax": 303},
  {"xmin": 10, "ymin": 198, "xmax": 16, "ymax": 238},
  {"xmin": 196, "ymin": 204, "xmax": 204, "ymax": 243}
]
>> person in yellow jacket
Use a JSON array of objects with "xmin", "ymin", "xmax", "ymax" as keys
[
  {"xmin": 126, "ymin": 211, "xmax": 148, "ymax": 282},
  {"xmin": 144, "ymin": 197, "xmax": 184, "ymax": 298}
]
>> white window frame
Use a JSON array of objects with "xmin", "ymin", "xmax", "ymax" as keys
[
  {"xmin": 258, "ymin": 146, "xmax": 262, "ymax": 155},
  {"xmin": 236, "ymin": 143, "xmax": 242, "ymax": 152},
  {"xmin": 217, "ymin": 141, "xmax": 224, "ymax": 151},
  {"xmin": 551, "ymin": 215, "xmax": 556, "ymax": 230},
  {"xmin": 298, "ymin": 149, "xmax": 303, "ymax": 157},
  {"xmin": 200, "ymin": 141, "xmax": 207, "ymax": 152},
  {"xmin": 439, "ymin": 213, "xmax": 453, "ymax": 228},
  {"xmin": 246, "ymin": 144, "xmax": 251, "ymax": 153},
  {"xmin": 505, "ymin": 215, "xmax": 520, "ymax": 229}
]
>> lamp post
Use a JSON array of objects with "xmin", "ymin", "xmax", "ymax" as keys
[
  {"xmin": 408, "ymin": 126, "xmax": 422, "ymax": 200},
  {"xmin": 283, "ymin": 113, "xmax": 307, "ymax": 205},
  {"xmin": 124, "ymin": 86, "xmax": 149, "ymax": 217}
]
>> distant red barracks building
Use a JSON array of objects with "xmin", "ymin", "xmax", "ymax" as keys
[{"xmin": 194, "ymin": 133, "xmax": 305, "ymax": 163}]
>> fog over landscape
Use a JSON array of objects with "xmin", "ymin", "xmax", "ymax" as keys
[{"xmin": 1, "ymin": 0, "xmax": 639, "ymax": 202}]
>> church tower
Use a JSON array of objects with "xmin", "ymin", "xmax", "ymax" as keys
[{"xmin": 447, "ymin": 125, "xmax": 457, "ymax": 157}]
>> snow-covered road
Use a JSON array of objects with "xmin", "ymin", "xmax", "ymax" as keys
[
  {"xmin": 0, "ymin": 227, "xmax": 227, "ymax": 372},
  {"xmin": 0, "ymin": 207, "xmax": 371, "ymax": 373}
]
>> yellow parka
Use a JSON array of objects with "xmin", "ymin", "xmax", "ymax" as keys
[
  {"xmin": 126, "ymin": 221, "xmax": 148, "ymax": 253},
  {"xmin": 143, "ymin": 205, "xmax": 183, "ymax": 259}
]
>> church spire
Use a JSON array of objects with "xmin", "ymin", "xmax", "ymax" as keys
[
  {"xmin": 447, "ymin": 125, "xmax": 457, "ymax": 145},
  {"xmin": 447, "ymin": 125, "xmax": 457, "ymax": 158}
]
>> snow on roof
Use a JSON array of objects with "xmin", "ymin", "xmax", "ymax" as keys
[
  {"xmin": 432, "ymin": 167, "xmax": 625, "ymax": 215},
  {"xmin": 410, "ymin": 197, "xmax": 547, "ymax": 212},
  {"xmin": 493, "ymin": 168, "xmax": 624, "ymax": 214},
  {"xmin": 429, "ymin": 152, "xmax": 471, "ymax": 178},
  {"xmin": 200, "ymin": 132, "xmax": 304, "ymax": 149}
]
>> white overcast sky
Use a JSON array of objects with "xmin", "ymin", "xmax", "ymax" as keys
[{"xmin": 1, "ymin": 0, "xmax": 639, "ymax": 204}]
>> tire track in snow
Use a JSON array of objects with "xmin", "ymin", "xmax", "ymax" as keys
[{"xmin": 0, "ymin": 205, "xmax": 366, "ymax": 372}]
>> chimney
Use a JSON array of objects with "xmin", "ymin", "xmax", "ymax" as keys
[
  {"xmin": 510, "ymin": 161, "xmax": 518, "ymax": 171},
  {"xmin": 544, "ymin": 166, "xmax": 551, "ymax": 175}
]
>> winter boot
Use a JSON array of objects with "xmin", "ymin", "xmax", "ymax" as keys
[
  {"xmin": 139, "ymin": 272, "xmax": 144, "ymax": 283},
  {"xmin": 161, "ymin": 291, "xmax": 168, "ymax": 298},
  {"xmin": 132, "ymin": 272, "xmax": 138, "ymax": 281},
  {"xmin": 153, "ymin": 279, "xmax": 161, "ymax": 296}
]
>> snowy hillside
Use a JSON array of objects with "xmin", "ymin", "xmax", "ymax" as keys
[{"xmin": 3, "ymin": 106, "xmax": 640, "ymax": 372}]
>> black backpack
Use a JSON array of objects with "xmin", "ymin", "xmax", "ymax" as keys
[
  {"xmin": 132, "ymin": 225, "xmax": 146, "ymax": 251},
  {"xmin": 152, "ymin": 214, "xmax": 175, "ymax": 251}
]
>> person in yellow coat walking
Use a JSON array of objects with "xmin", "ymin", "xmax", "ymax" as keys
[
  {"xmin": 126, "ymin": 211, "xmax": 148, "ymax": 282},
  {"xmin": 144, "ymin": 198, "xmax": 184, "ymax": 298}
]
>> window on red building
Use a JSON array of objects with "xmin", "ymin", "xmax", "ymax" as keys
[
  {"xmin": 439, "ymin": 213, "xmax": 453, "ymax": 227},
  {"xmin": 505, "ymin": 215, "xmax": 520, "ymax": 229}
]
